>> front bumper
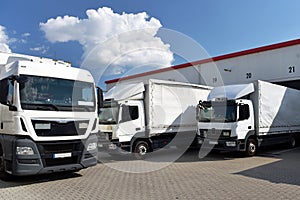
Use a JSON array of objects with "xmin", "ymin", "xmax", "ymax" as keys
[
  {"xmin": 10, "ymin": 135, "xmax": 98, "ymax": 176},
  {"xmin": 197, "ymin": 136, "xmax": 244, "ymax": 152},
  {"xmin": 97, "ymin": 131, "xmax": 113, "ymax": 150}
]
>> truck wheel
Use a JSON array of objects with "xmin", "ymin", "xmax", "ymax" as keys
[
  {"xmin": 289, "ymin": 135, "xmax": 297, "ymax": 148},
  {"xmin": 134, "ymin": 141, "xmax": 150, "ymax": 159},
  {"xmin": 0, "ymin": 149, "xmax": 11, "ymax": 181},
  {"xmin": 245, "ymin": 138, "xmax": 257, "ymax": 157}
]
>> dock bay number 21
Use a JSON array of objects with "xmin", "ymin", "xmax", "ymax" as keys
[{"xmin": 289, "ymin": 66, "xmax": 296, "ymax": 73}]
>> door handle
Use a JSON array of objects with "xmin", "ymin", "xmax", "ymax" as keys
[{"xmin": 136, "ymin": 127, "xmax": 141, "ymax": 131}]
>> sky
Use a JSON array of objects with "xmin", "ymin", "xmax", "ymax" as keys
[{"xmin": 1, "ymin": 0, "xmax": 300, "ymax": 88}]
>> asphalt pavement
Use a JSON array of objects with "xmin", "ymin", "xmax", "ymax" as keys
[{"xmin": 0, "ymin": 147, "xmax": 300, "ymax": 200}]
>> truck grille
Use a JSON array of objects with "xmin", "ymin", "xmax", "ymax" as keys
[
  {"xmin": 36, "ymin": 140, "xmax": 83, "ymax": 167},
  {"xmin": 207, "ymin": 129, "xmax": 222, "ymax": 139},
  {"xmin": 32, "ymin": 120, "xmax": 89, "ymax": 137}
]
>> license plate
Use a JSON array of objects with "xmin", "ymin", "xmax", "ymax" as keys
[
  {"xmin": 35, "ymin": 123, "xmax": 51, "ymax": 130},
  {"xmin": 53, "ymin": 152, "xmax": 72, "ymax": 158},
  {"xmin": 209, "ymin": 140, "xmax": 218, "ymax": 145}
]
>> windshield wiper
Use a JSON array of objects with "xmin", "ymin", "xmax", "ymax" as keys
[
  {"xmin": 200, "ymin": 118, "xmax": 211, "ymax": 122},
  {"xmin": 99, "ymin": 120, "xmax": 117, "ymax": 124},
  {"xmin": 21, "ymin": 103, "xmax": 60, "ymax": 111}
]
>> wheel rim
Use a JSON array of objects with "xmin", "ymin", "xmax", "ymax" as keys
[
  {"xmin": 0, "ymin": 154, "xmax": 4, "ymax": 172},
  {"xmin": 291, "ymin": 137, "xmax": 296, "ymax": 147},
  {"xmin": 249, "ymin": 142, "xmax": 256, "ymax": 153},
  {"xmin": 138, "ymin": 145, "xmax": 147, "ymax": 155}
]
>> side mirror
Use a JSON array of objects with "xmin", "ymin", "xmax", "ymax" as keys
[
  {"xmin": 97, "ymin": 87, "xmax": 104, "ymax": 111},
  {"xmin": 196, "ymin": 105, "xmax": 200, "ymax": 121},
  {"xmin": 0, "ymin": 79, "xmax": 9, "ymax": 105},
  {"xmin": 14, "ymin": 76, "xmax": 28, "ymax": 84},
  {"xmin": 0, "ymin": 78, "xmax": 18, "ymax": 111},
  {"xmin": 9, "ymin": 105, "xmax": 17, "ymax": 111}
]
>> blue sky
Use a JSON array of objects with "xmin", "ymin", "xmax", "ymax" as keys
[{"xmin": 1, "ymin": 0, "xmax": 300, "ymax": 87}]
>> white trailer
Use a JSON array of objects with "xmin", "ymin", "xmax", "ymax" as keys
[
  {"xmin": 0, "ymin": 52, "xmax": 100, "ymax": 178},
  {"xmin": 98, "ymin": 79, "xmax": 211, "ymax": 156},
  {"xmin": 197, "ymin": 80, "xmax": 300, "ymax": 156}
]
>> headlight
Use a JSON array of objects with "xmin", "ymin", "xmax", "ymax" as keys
[
  {"xmin": 87, "ymin": 142, "xmax": 97, "ymax": 151},
  {"xmin": 223, "ymin": 131, "xmax": 230, "ymax": 137},
  {"xmin": 16, "ymin": 146, "xmax": 34, "ymax": 155},
  {"xmin": 79, "ymin": 122, "xmax": 89, "ymax": 129}
]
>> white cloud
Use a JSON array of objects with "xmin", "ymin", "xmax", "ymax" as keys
[
  {"xmin": 22, "ymin": 33, "xmax": 31, "ymax": 37},
  {"xmin": 30, "ymin": 45, "xmax": 49, "ymax": 54},
  {"xmin": 40, "ymin": 7, "xmax": 173, "ymax": 80},
  {"xmin": 0, "ymin": 25, "xmax": 11, "ymax": 53}
]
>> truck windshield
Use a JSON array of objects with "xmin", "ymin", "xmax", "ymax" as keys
[
  {"xmin": 98, "ymin": 105, "xmax": 119, "ymax": 124},
  {"xmin": 19, "ymin": 75, "xmax": 95, "ymax": 112},
  {"xmin": 199, "ymin": 101, "xmax": 237, "ymax": 122}
]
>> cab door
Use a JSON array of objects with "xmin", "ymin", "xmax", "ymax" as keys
[
  {"xmin": 236, "ymin": 101, "xmax": 255, "ymax": 140},
  {"xmin": 115, "ymin": 100, "xmax": 145, "ymax": 143},
  {"xmin": 0, "ymin": 78, "xmax": 16, "ymax": 134}
]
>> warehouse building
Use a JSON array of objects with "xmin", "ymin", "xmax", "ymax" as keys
[{"xmin": 105, "ymin": 38, "xmax": 300, "ymax": 90}]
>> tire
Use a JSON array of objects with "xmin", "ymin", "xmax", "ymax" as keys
[
  {"xmin": 289, "ymin": 135, "xmax": 297, "ymax": 148},
  {"xmin": 134, "ymin": 141, "xmax": 150, "ymax": 159},
  {"xmin": 245, "ymin": 138, "xmax": 257, "ymax": 157},
  {"xmin": 0, "ymin": 149, "xmax": 12, "ymax": 181}
]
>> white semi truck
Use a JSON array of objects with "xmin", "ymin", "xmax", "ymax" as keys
[
  {"xmin": 98, "ymin": 79, "xmax": 211, "ymax": 156},
  {"xmin": 0, "ymin": 52, "xmax": 100, "ymax": 178},
  {"xmin": 197, "ymin": 80, "xmax": 300, "ymax": 156}
]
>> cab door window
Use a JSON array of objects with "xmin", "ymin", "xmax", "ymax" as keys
[
  {"xmin": 0, "ymin": 78, "xmax": 14, "ymax": 105},
  {"xmin": 238, "ymin": 104, "xmax": 250, "ymax": 121},
  {"xmin": 7, "ymin": 79, "xmax": 14, "ymax": 105},
  {"xmin": 121, "ymin": 105, "xmax": 139, "ymax": 123}
]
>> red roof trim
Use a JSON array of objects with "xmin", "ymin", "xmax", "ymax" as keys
[{"xmin": 105, "ymin": 38, "xmax": 300, "ymax": 84}]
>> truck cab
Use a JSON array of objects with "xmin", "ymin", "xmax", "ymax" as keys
[
  {"xmin": 197, "ymin": 99, "xmax": 255, "ymax": 154},
  {"xmin": 197, "ymin": 82, "xmax": 258, "ymax": 156},
  {"xmin": 98, "ymin": 82, "xmax": 146, "ymax": 154},
  {"xmin": 0, "ymin": 52, "xmax": 99, "ymax": 178}
]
